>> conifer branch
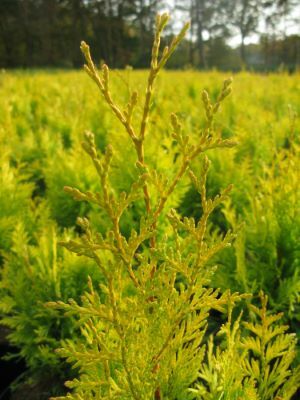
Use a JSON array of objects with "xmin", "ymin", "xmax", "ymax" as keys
[
  {"xmin": 81, "ymin": 16, "xmax": 190, "ymax": 225},
  {"xmin": 46, "ymin": 13, "xmax": 299, "ymax": 400}
]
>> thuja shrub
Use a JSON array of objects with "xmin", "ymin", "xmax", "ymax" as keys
[
  {"xmin": 191, "ymin": 291, "xmax": 300, "ymax": 400},
  {"xmin": 0, "ymin": 151, "xmax": 35, "ymax": 255},
  {"xmin": 48, "ymin": 14, "xmax": 299, "ymax": 400},
  {"xmin": 214, "ymin": 140, "xmax": 300, "ymax": 331},
  {"xmin": 179, "ymin": 110, "xmax": 299, "ymax": 331},
  {"xmin": 0, "ymin": 220, "xmax": 103, "ymax": 391}
]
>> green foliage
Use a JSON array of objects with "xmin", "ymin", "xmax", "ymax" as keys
[
  {"xmin": 0, "ymin": 151, "xmax": 35, "ymax": 253},
  {"xmin": 191, "ymin": 306, "xmax": 258, "ymax": 400},
  {"xmin": 215, "ymin": 142, "xmax": 300, "ymax": 330},
  {"xmin": 45, "ymin": 148, "xmax": 98, "ymax": 228},
  {"xmin": 242, "ymin": 292, "xmax": 299, "ymax": 400},
  {"xmin": 190, "ymin": 293, "xmax": 300, "ymax": 400},
  {"xmin": 0, "ymin": 219, "xmax": 103, "ymax": 383},
  {"xmin": 178, "ymin": 101, "xmax": 299, "ymax": 330}
]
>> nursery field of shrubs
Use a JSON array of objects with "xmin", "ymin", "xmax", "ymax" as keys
[{"xmin": 0, "ymin": 17, "xmax": 299, "ymax": 400}]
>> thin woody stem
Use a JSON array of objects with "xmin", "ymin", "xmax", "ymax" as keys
[
  {"xmin": 150, "ymin": 157, "xmax": 190, "ymax": 262},
  {"xmin": 153, "ymin": 159, "xmax": 190, "ymax": 220},
  {"xmin": 135, "ymin": 140, "xmax": 152, "ymax": 214}
]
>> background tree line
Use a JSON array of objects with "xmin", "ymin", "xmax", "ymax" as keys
[{"xmin": 0, "ymin": 0, "xmax": 299, "ymax": 71}]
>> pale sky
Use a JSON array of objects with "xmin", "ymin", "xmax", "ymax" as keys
[{"xmin": 160, "ymin": 0, "xmax": 300, "ymax": 48}]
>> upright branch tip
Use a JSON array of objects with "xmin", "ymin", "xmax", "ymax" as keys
[
  {"xmin": 156, "ymin": 13, "xmax": 170, "ymax": 32},
  {"xmin": 80, "ymin": 41, "xmax": 90, "ymax": 57}
]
